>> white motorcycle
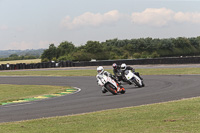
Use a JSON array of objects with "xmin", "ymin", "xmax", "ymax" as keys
[
  {"xmin": 97, "ymin": 75, "xmax": 125, "ymax": 95},
  {"xmin": 124, "ymin": 70, "xmax": 145, "ymax": 87}
]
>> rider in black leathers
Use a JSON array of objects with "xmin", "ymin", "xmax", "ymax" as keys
[{"xmin": 112, "ymin": 63, "xmax": 124, "ymax": 82}]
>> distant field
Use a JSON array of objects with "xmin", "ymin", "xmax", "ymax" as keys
[{"xmin": 0, "ymin": 59, "xmax": 41, "ymax": 65}]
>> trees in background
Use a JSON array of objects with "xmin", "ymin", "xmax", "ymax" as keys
[
  {"xmin": 41, "ymin": 37, "xmax": 200, "ymax": 62},
  {"xmin": 0, "ymin": 53, "xmax": 39, "ymax": 61},
  {"xmin": 41, "ymin": 44, "xmax": 57, "ymax": 62}
]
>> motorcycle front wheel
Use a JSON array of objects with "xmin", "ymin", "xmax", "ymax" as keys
[
  {"xmin": 105, "ymin": 83, "xmax": 118, "ymax": 95},
  {"xmin": 132, "ymin": 78, "xmax": 142, "ymax": 87},
  {"xmin": 142, "ymin": 81, "xmax": 145, "ymax": 87}
]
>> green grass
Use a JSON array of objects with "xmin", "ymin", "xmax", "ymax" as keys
[
  {"xmin": 0, "ymin": 69, "xmax": 95, "ymax": 76},
  {"xmin": 1, "ymin": 67, "xmax": 200, "ymax": 76},
  {"xmin": 0, "ymin": 84, "xmax": 71, "ymax": 104},
  {"xmin": 0, "ymin": 59, "xmax": 41, "ymax": 65},
  {"xmin": 138, "ymin": 67, "xmax": 200, "ymax": 75},
  {"xmin": 0, "ymin": 97, "xmax": 200, "ymax": 133}
]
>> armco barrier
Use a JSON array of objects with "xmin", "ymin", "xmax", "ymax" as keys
[
  {"xmin": 0, "ymin": 57, "xmax": 200, "ymax": 71},
  {"xmin": 73, "ymin": 57, "xmax": 200, "ymax": 67}
]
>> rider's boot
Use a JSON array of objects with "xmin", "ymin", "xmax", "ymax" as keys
[{"xmin": 119, "ymin": 86, "xmax": 125, "ymax": 94}]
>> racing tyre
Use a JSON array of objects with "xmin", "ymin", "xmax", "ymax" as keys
[
  {"xmin": 142, "ymin": 81, "xmax": 145, "ymax": 87},
  {"xmin": 133, "ymin": 78, "xmax": 142, "ymax": 88},
  {"xmin": 105, "ymin": 83, "xmax": 117, "ymax": 95}
]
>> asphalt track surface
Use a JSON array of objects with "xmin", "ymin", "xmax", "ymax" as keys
[{"xmin": 0, "ymin": 69, "xmax": 200, "ymax": 123}]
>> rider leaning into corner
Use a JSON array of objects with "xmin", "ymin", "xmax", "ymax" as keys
[
  {"xmin": 112, "ymin": 63, "xmax": 124, "ymax": 82},
  {"xmin": 96, "ymin": 66, "xmax": 125, "ymax": 93},
  {"xmin": 120, "ymin": 63, "xmax": 143, "ymax": 82}
]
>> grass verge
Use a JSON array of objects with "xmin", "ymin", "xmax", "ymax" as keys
[
  {"xmin": 0, "ymin": 97, "xmax": 200, "ymax": 133},
  {"xmin": 0, "ymin": 84, "xmax": 72, "ymax": 104},
  {"xmin": 0, "ymin": 67, "xmax": 200, "ymax": 76}
]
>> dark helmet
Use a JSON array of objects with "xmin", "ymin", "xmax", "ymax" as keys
[{"xmin": 112, "ymin": 63, "xmax": 117, "ymax": 69}]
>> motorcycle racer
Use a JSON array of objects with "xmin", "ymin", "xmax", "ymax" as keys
[
  {"xmin": 121, "ymin": 63, "xmax": 143, "ymax": 82},
  {"xmin": 96, "ymin": 66, "xmax": 125, "ymax": 93},
  {"xmin": 112, "ymin": 63, "xmax": 124, "ymax": 82}
]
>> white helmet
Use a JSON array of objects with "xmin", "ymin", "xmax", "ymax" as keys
[
  {"xmin": 121, "ymin": 63, "xmax": 127, "ymax": 70},
  {"xmin": 97, "ymin": 66, "xmax": 104, "ymax": 74}
]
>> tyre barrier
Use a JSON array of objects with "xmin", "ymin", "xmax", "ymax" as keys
[{"xmin": 1, "ymin": 56, "xmax": 200, "ymax": 71}]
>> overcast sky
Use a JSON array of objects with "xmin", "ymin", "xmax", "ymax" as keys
[{"xmin": 0, "ymin": 0, "xmax": 200, "ymax": 50}]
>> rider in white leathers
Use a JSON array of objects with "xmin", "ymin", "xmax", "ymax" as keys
[
  {"xmin": 96, "ymin": 66, "xmax": 124, "ymax": 93},
  {"xmin": 121, "ymin": 63, "xmax": 143, "ymax": 81}
]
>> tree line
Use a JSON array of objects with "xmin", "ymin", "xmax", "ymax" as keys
[
  {"xmin": 0, "ymin": 54, "xmax": 39, "ymax": 61},
  {"xmin": 41, "ymin": 36, "xmax": 200, "ymax": 62}
]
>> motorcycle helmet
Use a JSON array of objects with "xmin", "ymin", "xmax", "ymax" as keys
[
  {"xmin": 121, "ymin": 63, "xmax": 127, "ymax": 70},
  {"xmin": 112, "ymin": 63, "xmax": 117, "ymax": 69},
  {"xmin": 97, "ymin": 66, "xmax": 104, "ymax": 74}
]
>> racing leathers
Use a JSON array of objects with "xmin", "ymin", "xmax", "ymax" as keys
[
  {"xmin": 113, "ymin": 66, "xmax": 124, "ymax": 82},
  {"xmin": 96, "ymin": 71, "xmax": 124, "ymax": 93},
  {"xmin": 121, "ymin": 66, "xmax": 143, "ymax": 83}
]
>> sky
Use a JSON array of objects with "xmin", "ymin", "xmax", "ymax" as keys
[{"xmin": 0, "ymin": 0, "xmax": 200, "ymax": 50}]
